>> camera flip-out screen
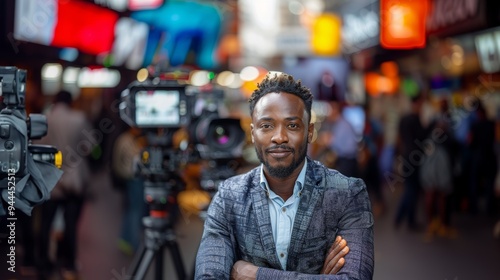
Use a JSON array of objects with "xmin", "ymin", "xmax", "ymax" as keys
[
  {"xmin": 135, "ymin": 90, "xmax": 181, "ymax": 127},
  {"xmin": 120, "ymin": 81, "xmax": 191, "ymax": 129}
]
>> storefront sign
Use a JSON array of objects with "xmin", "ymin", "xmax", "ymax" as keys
[
  {"xmin": 105, "ymin": 17, "xmax": 148, "ymax": 70},
  {"xmin": 14, "ymin": 0, "xmax": 118, "ymax": 55},
  {"xmin": 131, "ymin": 1, "xmax": 223, "ymax": 69},
  {"xmin": 14, "ymin": 0, "xmax": 59, "ymax": 47},
  {"xmin": 14, "ymin": 0, "xmax": 222, "ymax": 70},
  {"xmin": 427, "ymin": 0, "xmax": 485, "ymax": 37},
  {"xmin": 311, "ymin": 13, "xmax": 342, "ymax": 56},
  {"xmin": 380, "ymin": 0, "xmax": 427, "ymax": 49},
  {"xmin": 475, "ymin": 29, "xmax": 500, "ymax": 73},
  {"xmin": 340, "ymin": 1, "xmax": 380, "ymax": 54},
  {"xmin": 275, "ymin": 27, "xmax": 312, "ymax": 56}
]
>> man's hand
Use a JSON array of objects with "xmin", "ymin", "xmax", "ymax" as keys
[
  {"xmin": 231, "ymin": 260, "xmax": 258, "ymax": 280},
  {"xmin": 321, "ymin": 235, "xmax": 349, "ymax": 274}
]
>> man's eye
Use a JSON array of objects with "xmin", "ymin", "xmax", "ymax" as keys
[
  {"xmin": 289, "ymin": 123, "xmax": 298, "ymax": 129},
  {"xmin": 261, "ymin": 124, "xmax": 272, "ymax": 129}
]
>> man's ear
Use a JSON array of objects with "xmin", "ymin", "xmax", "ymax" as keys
[{"xmin": 307, "ymin": 122, "xmax": 314, "ymax": 143}]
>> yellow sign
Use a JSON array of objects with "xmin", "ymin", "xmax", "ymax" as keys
[{"xmin": 311, "ymin": 13, "xmax": 342, "ymax": 56}]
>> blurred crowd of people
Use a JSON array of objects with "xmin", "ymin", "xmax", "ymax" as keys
[
  {"xmin": 310, "ymin": 91, "xmax": 500, "ymax": 243},
  {"xmin": 3, "ymin": 79, "xmax": 500, "ymax": 279}
]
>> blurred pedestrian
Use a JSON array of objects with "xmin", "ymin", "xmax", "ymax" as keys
[
  {"xmin": 112, "ymin": 127, "xmax": 147, "ymax": 255},
  {"xmin": 317, "ymin": 70, "xmax": 341, "ymax": 102},
  {"xmin": 35, "ymin": 90, "xmax": 92, "ymax": 280},
  {"xmin": 394, "ymin": 94, "xmax": 426, "ymax": 231},
  {"xmin": 318, "ymin": 101, "xmax": 360, "ymax": 177},
  {"xmin": 420, "ymin": 98, "xmax": 457, "ymax": 240},
  {"xmin": 359, "ymin": 104, "xmax": 385, "ymax": 217},
  {"xmin": 467, "ymin": 99, "xmax": 497, "ymax": 215}
]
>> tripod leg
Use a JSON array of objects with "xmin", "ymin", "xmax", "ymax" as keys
[
  {"xmin": 167, "ymin": 240, "xmax": 187, "ymax": 280},
  {"xmin": 133, "ymin": 248, "xmax": 156, "ymax": 280},
  {"xmin": 155, "ymin": 248, "xmax": 163, "ymax": 280},
  {"xmin": 128, "ymin": 242, "xmax": 145, "ymax": 277}
]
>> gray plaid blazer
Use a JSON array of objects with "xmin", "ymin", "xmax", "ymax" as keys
[{"xmin": 195, "ymin": 158, "xmax": 374, "ymax": 279}]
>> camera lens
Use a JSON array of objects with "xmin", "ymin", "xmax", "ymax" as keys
[
  {"xmin": 189, "ymin": 116, "xmax": 244, "ymax": 160},
  {"xmin": 214, "ymin": 126, "xmax": 229, "ymax": 145},
  {"xmin": 206, "ymin": 118, "xmax": 244, "ymax": 151}
]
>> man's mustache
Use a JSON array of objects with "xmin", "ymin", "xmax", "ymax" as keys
[{"xmin": 266, "ymin": 145, "xmax": 294, "ymax": 153}]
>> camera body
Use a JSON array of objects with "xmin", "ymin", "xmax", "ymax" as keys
[
  {"xmin": 119, "ymin": 70, "xmax": 246, "ymax": 204},
  {"xmin": 119, "ymin": 75, "xmax": 245, "ymax": 161},
  {"xmin": 0, "ymin": 67, "xmax": 51, "ymax": 178}
]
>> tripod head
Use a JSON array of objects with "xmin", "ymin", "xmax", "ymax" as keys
[{"xmin": 135, "ymin": 128, "xmax": 188, "ymax": 230}]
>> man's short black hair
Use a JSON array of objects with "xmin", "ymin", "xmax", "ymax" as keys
[{"xmin": 249, "ymin": 73, "xmax": 313, "ymax": 122}]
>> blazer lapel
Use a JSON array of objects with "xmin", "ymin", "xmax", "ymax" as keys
[
  {"xmin": 250, "ymin": 169, "xmax": 282, "ymax": 269},
  {"xmin": 286, "ymin": 160, "xmax": 323, "ymax": 268}
]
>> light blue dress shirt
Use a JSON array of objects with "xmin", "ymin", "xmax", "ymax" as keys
[{"xmin": 259, "ymin": 160, "xmax": 307, "ymax": 270}]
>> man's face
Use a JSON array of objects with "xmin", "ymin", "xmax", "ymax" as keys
[{"xmin": 251, "ymin": 92, "xmax": 313, "ymax": 179}]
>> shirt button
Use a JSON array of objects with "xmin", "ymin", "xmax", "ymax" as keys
[
  {"xmin": 280, "ymin": 253, "xmax": 285, "ymax": 258},
  {"xmin": 282, "ymin": 207, "xmax": 286, "ymax": 212}
]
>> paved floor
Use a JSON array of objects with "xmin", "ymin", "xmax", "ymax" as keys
[{"xmin": 2, "ymin": 166, "xmax": 500, "ymax": 279}]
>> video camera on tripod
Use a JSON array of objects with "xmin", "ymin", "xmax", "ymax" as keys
[
  {"xmin": 0, "ymin": 66, "xmax": 62, "ymax": 217},
  {"xmin": 120, "ymin": 69, "xmax": 245, "ymax": 191},
  {"xmin": 119, "ymin": 73, "xmax": 245, "ymax": 156},
  {"xmin": 119, "ymin": 67, "xmax": 245, "ymax": 279}
]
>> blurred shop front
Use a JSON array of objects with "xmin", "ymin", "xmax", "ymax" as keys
[
  {"xmin": 5, "ymin": 0, "xmax": 500, "ymax": 160},
  {"xmin": 334, "ymin": 0, "xmax": 500, "ymax": 152},
  {"xmin": 418, "ymin": 0, "xmax": 500, "ymax": 117},
  {"xmin": 0, "ymin": 0, "xmax": 240, "ymax": 167},
  {"xmin": 0, "ymin": 0, "xmax": 236, "ymax": 111}
]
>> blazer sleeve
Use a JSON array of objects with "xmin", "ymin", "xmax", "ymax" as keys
[
  {"xmin": 256, "ymin": 178, "xmax": 374, "ymax": 280},
  {"xmin": 195, "ymin": 188, "xmax": 236, "ymax": 280}
]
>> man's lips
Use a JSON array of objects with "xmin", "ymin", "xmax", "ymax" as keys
[{"xmin": 267, "ymin": 148, "xmax": 293, "ymax": 158}]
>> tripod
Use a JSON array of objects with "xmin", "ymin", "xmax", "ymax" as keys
[
  {"xmin": 128, "ymin": 214, "xmax": 187, "ymax": 280},
  {"xmin": 127, "ymin": 176, "xmax": 187, "ymax": 280}
]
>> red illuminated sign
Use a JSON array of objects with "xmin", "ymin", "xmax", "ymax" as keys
[
  {"xmin": 51, "ymin": 0, "xmax": 118, "ymax": 55},
  {"xmin": 380, "ymin": 0, "xmax": 428, "ymax": 49},
  {"xmin": 14, "ymin": 0, "xmax": 220, "ymax": 69}
]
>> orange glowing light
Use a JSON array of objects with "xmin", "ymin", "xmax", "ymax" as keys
[
  {"xmin": 380, "ymin": 61, "xmax": 399, "ymax": 78},
  {"xmin": 365, "ymin": 70, "xmax": 400, "ymax": 97},
  {"xmin": 240, "ymin": 67, "xmax": 268, "ymax": 98},
  {"xmin": 380, "ymin": 0, "xmax": 428, "ymax": 49}
]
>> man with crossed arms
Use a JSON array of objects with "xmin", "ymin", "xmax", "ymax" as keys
[{"xmin": 195, "ymin": 73, "xmax": 374, "ymax": 280}]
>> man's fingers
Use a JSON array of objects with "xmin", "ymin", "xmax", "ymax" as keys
[
  {"xmin": 330, "ymin": 257, "xmax": 346, "ymax": 274},
  {"xmin": 327, "ymin": 236, "xmax": 341, "ymax": 255},
  {"xmin": 322, "ymin": 245, "xmax": 349, "ymax": 274},
  {"xmin": 329, "ymin": 238, "xmax": 347, "ymax": 258}
]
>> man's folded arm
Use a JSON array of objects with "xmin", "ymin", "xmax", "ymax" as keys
[
  {"xmin": 255, "ymin": 179, "xmax": 374, "ymax": 280},
  {"xmin": 255, "ymin": 227, "xmax": 372, "ymax": 280},
  {"xmin": 332, "ymin": 178, "xmax": 374, "ymax": 279},
  {"xmin": 256, "ymin": 267, "xmax": 357, "ymax": 280},
  {"xmin": 195, "ymin": 194, "xmax": 235, "ymax": 280}
]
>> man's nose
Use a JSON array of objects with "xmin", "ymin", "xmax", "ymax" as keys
[{"xmin": 271, "ymin": 126, "xmax": 288, "ymax": 144}]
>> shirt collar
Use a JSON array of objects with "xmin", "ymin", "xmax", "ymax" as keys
[{"xmin": 259, "ymin": 159, "xmax": 307, "ymax": 198}]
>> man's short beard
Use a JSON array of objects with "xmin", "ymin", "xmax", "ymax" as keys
[
  {"xmin": 256, "ymin": 145, "xmax": 307, "ymax": 178},
  {"xmin": 266, "ymin": 162, "xmax": 299, "ymax": 178}
]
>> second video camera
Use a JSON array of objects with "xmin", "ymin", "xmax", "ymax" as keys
[
  {"xmin": 0, "ymin": 67, "xmax": 61, "ymax": 178},
  {"xmin": 119, "ymin": 76, "xmax": 245, "ymax": 160}
]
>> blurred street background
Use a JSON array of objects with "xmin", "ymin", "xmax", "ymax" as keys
[
  {"xmin": 1, "ymin": 0, "xmax": 500, "ymax": 279},
  {"xmin": 2, "ymin": 166, "xmax": 500, "ymax": 279}
]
